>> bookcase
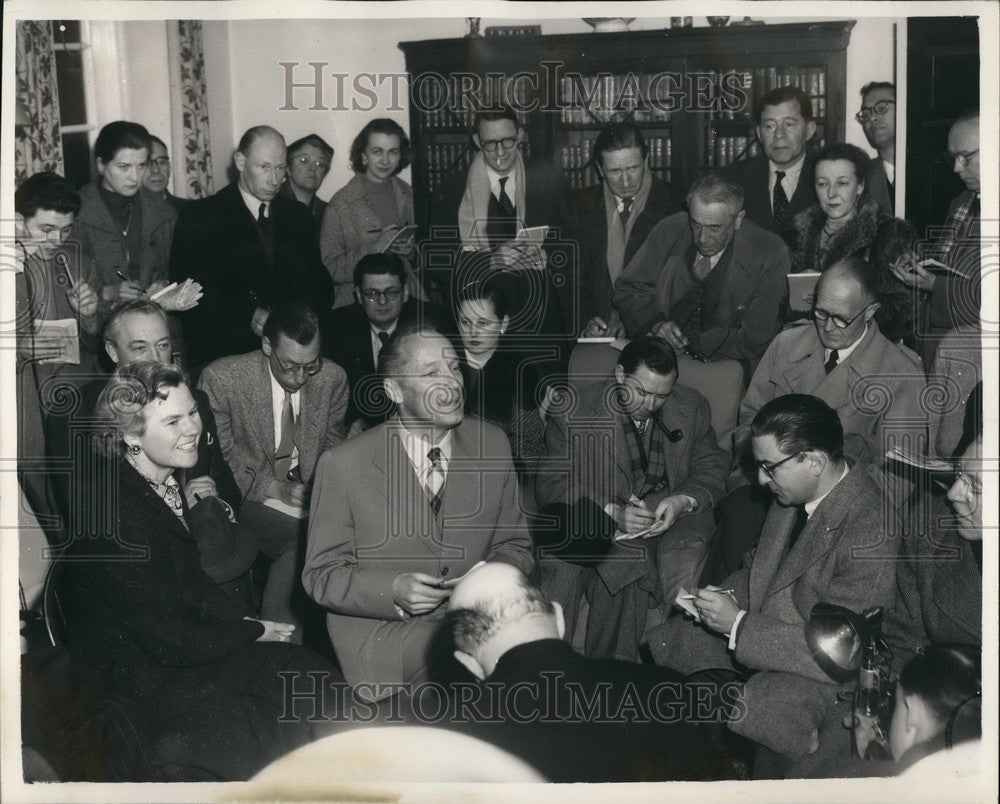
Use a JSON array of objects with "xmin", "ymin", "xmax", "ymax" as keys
[{"xmin": 400, "ymin": 20, "xmax": 855, "ymax": 232}]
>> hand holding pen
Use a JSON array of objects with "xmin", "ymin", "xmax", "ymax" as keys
[{"xmin": 686, "ymin": 585, "xmax": 741, "ymax": 635}]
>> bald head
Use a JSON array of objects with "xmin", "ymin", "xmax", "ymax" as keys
[
  {"xmin": 813, "ymin": 257, "xmax": 880, "ymax": 350},
  {"xmin": 235, "ymin": 125, "xmax": 287, "ymax": 202},
  {"xmin": 948, "ymin": 114, "xmax": 980, "ymax": 192},
  {"xmin": 447, "ymin": 564, "xmax": 562, "ymax": 680},
  {"xmin": 817, "ymin": 257, "xmax": 878, "ymax": 306}
]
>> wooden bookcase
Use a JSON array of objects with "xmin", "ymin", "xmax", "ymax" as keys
[{"xmin": 400, "ymin": 20, "xmax": 855, "ymax": 232}]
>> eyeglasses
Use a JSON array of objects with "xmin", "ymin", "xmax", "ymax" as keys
[
  {"xmin": 360, "ymin": 286, "xmax": 403, "ymax": 302},
  {"xmin": 479, "ymin": 137, "xmax": 517, "ymax": 152},
  {"xmin": 272, "ymin": 353, "xmax": 322, "ymax": 377},
  {"xmin": 757, "ymin": 451, "xmax": 802, "ymax": 479},
  {"xmin": 811, "ymin": 304, "xmax": 871, "ymax": 330},
  {"xmin": 292, "ymin": 155, "xmax": 330, "ymax": 171},
  {"xmin": 946, "ymin": 149, "xmax": 979, "ymax": 168},
  {"xmin": 148, "ymin": 157, "xmax": 170, "ymax": 169},
  {"xmin": 855, "ymin": 100, "xmax": 895, "ymax": 124}
]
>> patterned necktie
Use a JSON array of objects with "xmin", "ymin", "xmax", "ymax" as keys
[
  {"xmin": 257, "ymin": 202, "xmax": 267, "ymax": 227},
  {"xmin": 824, "ymin": 349, "xmax": 840, "ymax": 375},
  {"xmin": 497, "ymin": 177, "xmax": 515, "ymax": 218},
  {"xmin": 773, "ymin": 170, "xmax": 790, "ymax": 231},
  {"xmin": 634, "ymin": 419, "xmax": 647, "ymax": 437},
  {"xmin": 692, "ymin": 254, "xmax": 714, "ymax": 282},
  {"xmin": 274, "ymin": 390, "xmax": 297, "ymax": 481},
  {"xmin": 426, "ymin": 447, "xmax": 445, "ymax": 515},
  {"xmin": 620, "ymin": 197, "xmax": 633, "ymax": 227}
]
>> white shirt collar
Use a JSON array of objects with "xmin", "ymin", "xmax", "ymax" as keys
[
  {"xmin": 396, "ymin": 423, "xmax": 453, "ymax": 482},
  {"xmin": 487, "ymin": 167, "xmax": 516, "ymax": 205},
  {"xmin": 882, "ymin": 160, "xmax": 895, "ymax": 185},
  {"xmin": 826, "ymin": 323, "xmax": 868, "ymax": 365},
  {"xmin": 769, "ymin": 151, "xmax": 807, "ymax": 180},
  {"xmin": 268, "ymin": 367, "xmax": 300, "ymax": 461},
  {"xmin": 238, "ymin": 184, "xmax": 269, "ymax": 220},
  {"xmin": 805, "ymin": 464, "xmax": 850, "ymax": 518}
]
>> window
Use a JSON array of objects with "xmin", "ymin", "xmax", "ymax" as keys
[{"xmin": 52, "ymin": 20, "xmax": 97, "ymax": 188}]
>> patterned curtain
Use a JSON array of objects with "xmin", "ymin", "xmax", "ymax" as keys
[
  {"xmin": 167, "ymin": 20, "xmax": 214, "ymax": 198},
  {"xmin": 15, "ymin": 20, "xmax": 64, "ymax": 184}
]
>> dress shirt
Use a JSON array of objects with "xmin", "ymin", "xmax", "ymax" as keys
[
  {"xmin": 882, "ymin": 160, "xmax": 895, "ymax": 186},
  {"xmin": 487, "ymin": 167, "xmax": 516, "ymax": 210},
  {"xmin": 269, "ymin": 367, "xmax": 300, "ymax": 471},
  {"xmin": 398, "ymin": 423, "xmax": 453, "ymax": 490},
  {"xmin": 370, "ymin": 319, "xmax": 399, "ymax": 365},
  {"xmin": 823, "ymin": 324, "xmax": 868, "ymax": 368},
  {"xmin": 767, "ymin": 153, "xmax": 806, "ymax": 213},
  {"xmin": 238, "ymin": 184, "xmax": 270, "ymax": 221}
]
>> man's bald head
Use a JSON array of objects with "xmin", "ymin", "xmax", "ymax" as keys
[
  {"xmin": 813, "ymin": 257, "xmax": 881, "ymax": 350},
  {"xmin": 817, "ymin": 256, "xmax": 879, "ymax": 306},
  {"xmin": 235, "ymin": 125, "xmax": 287, "ymax": 202},
  {"xmin": 447, "ymin": 564, "xmax": 562, "ymax": 680}
]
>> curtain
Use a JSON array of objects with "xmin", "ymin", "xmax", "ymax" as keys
[
  {"xmin": 15, "ymin": 21, "xmax": 64, "ymax": 184},
  {"xmin": 167, "ymin": 20, "xmax": 214, "ymax": 198}
]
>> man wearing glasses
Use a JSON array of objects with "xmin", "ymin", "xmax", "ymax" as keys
[
  {"xmin": 704, "ymin": 256, "xmax": 927, "ymax": 581},
  {"xmin": 141, "ymin": 135, "xmax": 189, "ymax": 214},
  {"xmin": 647, "ymin": 393, "xmax": 899, "ymax": 768},
  {"xmin": 200, "ymin": 302, "xmax": 349, "ymax": 639},
  {"xmin": 857, "ymin": 82, "xmax": 896, "ymax": 215},
  {"xmin": 324, "ymin": 252, "xmax": 447, "ymax": 432}
]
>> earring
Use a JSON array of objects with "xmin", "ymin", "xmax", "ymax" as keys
[{"xmin": 127, "ymin": 442, "xmax": 141, "ymax": 455}]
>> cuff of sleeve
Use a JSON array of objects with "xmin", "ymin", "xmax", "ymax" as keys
[
  {"xmin": 728, "ymin": 610, "xmax": 748, "ymax": 650},
  {"xmin": 603, "ymin": 501, "xmax": 617, "ymax": 518}
]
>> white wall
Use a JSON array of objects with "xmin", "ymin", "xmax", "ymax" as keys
[{"xmin": 120, "ymin": 15, "xmax": 899, "ymax": 196}]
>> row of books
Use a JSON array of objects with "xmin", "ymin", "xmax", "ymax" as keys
[
  {"xmin": 558, "ymin": 74, "xmax": 675, "ymax": 125},
  {"xmin": 415, "ymin": 75, "xmax": 533, "ymax": 131},
  {"xmin": 704, "ymin": 134, "xmax": 757, "ymax": 168},
  {"xmin": 559, "ymin": 136, "xmax": 674, "ymax": 170},
  {"xmin": 705, "ymin": 66, "xmax": 828, "ymax": 120}
]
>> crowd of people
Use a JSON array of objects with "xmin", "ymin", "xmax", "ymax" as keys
[{"xmin": 14, "ymin": 79, "xmax": 984, "ymax": 784}]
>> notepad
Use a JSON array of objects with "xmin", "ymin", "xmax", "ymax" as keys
[
  {"xmin": 674, "ymin": 587, "xmax": 701, "ymax": 621},
  {"xmin": 787, "ymin": 272, "xmax": 821, "ymax": 312},
  {"xmin": 515, "ymin": 225, "xmax": 549, "ymax": 246},
  {"xmin": 380, "ymin": 225, "xmax": 417, "ymax": 253},
  {"xmin": 33, "ymin": 318, "xmax": 80, "ymax": 364}
]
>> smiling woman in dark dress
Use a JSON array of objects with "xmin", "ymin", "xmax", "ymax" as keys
[{"xmin": 60, "ymin": 361, "xmax": 343, "ymax": 781}]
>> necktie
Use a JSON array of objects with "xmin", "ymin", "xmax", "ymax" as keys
[
  {"xmin": 773, "ymin": 171, "xmax": 790, "ymax": 231},
  {"xmin": 788, "ymin": 506, "xmax": 808, "ymax": 550},
  {"xmin": 426, "ymin": 447, "xmax": 445, "ymax": 515},
  {"xmin": 692, "ymin": 254, "xmax": 713, "ymax": 282},
  {"xmin": 377, "ymin": 331, "xmax": 390, "ymax": 348},
  {"xmin": 620, "ymin": 197, "xmax": 633, "ymax": 227},
  {"xmin": 274, "ymin": 390, "xmax": 297, "ymax": 481},
  {"xmin": 497, "ymin": 177, "xmax": 515, "ymax": 218},
  {"xmin": 824, "ymin": 349, "xmax": 840, "ymax": 375},
  {"xmin": 257, "ymin": 202, "xmax": 267, "ymax": 227},
  {"xmin": 634, "ymin": 419, "xmax": 647, "ymax": 437}
]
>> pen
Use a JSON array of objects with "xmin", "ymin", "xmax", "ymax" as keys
[{"xmin": 115, "ymin": 269, "xmax": 132, "ymax": 283}]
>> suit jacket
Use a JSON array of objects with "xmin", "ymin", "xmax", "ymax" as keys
[
  {"xmin": 279, "ymin": 179, "xmax": 327, "ymax": 227},
  {"xmin": 883, "ymin": 495, "xmax": 982, "ymax": 671},
  {"xmin": 647, "ymin": 465, "xmax": 900, "ymax": 757},
  {"xmin": 720, "ymin": 152, "xmax": 818, "ymax": 244},
  {"xmin": 74, "ymin": 183, "xmax": 177, "ymax": 293},
  {"xmin": 737, "ymin": 320, "xmax": 928, "ymax": 466},
  {"xmin": 302, "ymin": 417, "xmax": 535, "ymax": 687},
  {"xmin": 866, "ymin": 157, "xmax": 894, "ymax": 216},
  {"xmin": 561, "ymin": 176, "xmax": 684, "ymax": 326},
  {"xmin": 198, "ymin": 351, "xmax": 348, "ymax": 503},
  {"xmin": 320, "ymin": 174, "xmax": 415, "ymax": 308},
  {"xmin": 929, "ymin": 190, "xmax": 981, "ymax": 332},
  {"xmin": 169, "ymin": 182, "xmax": 333, "ymax": 369},
  {"xmin": 613, "ymin": 213, "xmax": 790, "ymax": 366}
]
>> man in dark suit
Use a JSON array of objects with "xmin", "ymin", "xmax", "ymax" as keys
[
  {"xmin": 170, "ymin": 125, "xmax": 332, "ymax": 369},
  {"xmin": 444, "ymin": 563, "xmax": 726, "ymax": 782},
  {"xmin": 613, "ymin": 174, "xmax": 790, "ymax": 377},
  {"xmin": 647, "ymin": 394, "xmax": 899, "ymax": 763},
  {"xmin": 302, "ymin": 325, "xmax": 534, "ymax": 699},
  {"xmin": 535, "ymin": 336, "xmax": 728, "ymax": 661},
  {"xmin": 857, "ymin": 82, "xmax": 896, "ymax": 215},
  {"xmin": 720, "ymin": 86, "xmax": 819, "ymax": 245},
  {"xmin": 426, "ymin": 106, "xmax": 569, "ymax": 354},
  {"xmin": 562, "ymin": 122, "xmax": 683, "ymax": 338},
  {"xmin": 142, "ymin": 135, "xmax": 191, "ymax": 214},
  {"xmin": 324, "ymin": 252, "xmax": 445, "ymax": 431},
  {"xmin": 199, "ymin": 303, "xmax": 349, "ymax": 636}
]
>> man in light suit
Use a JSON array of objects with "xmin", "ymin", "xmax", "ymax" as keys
[
  {"xmin": 647, "ymin": 394, "xmax": 899, "ymax": 763},
  {"xmin": 719, "ymin": 85, "xmax": 819, "ymax": 246},
  {"xmin": 535, "ymin": 336, "xmax": 728, "ymax": 660},
  {"xmin": 170, "ymin": 125, "xmax": 333, "ymax": 369},
  {"xmin": 303, "ymin": 324, "xmax": 535, "ymax": 699},
  {"xmin": 613, "ymin": 174, "xmax": 790, "ymax": 379},
  {"xmin": 199, "ymin": 302, "xmax": 348, "ymax": 635}
]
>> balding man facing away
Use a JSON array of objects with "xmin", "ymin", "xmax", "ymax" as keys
[
  {"xmin": 445, "ymin": 563, "xmax": 725, "ymax": 782},
  {"xmin": 170, "ymin": 125, "xmax": 332, "ymax": 369}
]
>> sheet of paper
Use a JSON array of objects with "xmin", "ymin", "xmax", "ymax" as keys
[
  {"xmin": 262, "ymin": 497, "xmax": 308, "ymax": 520},
  {"xmin": 515, "ymin": 225, "xmax": 548, "ymax": 246},
  {"xmin": 438, "ymin": 560, "xmax": 486, "ymax": 588},
  {"xmin": 380, "ymin": 225, "xmax": 418, "ymax": 253},
  {"xmin": 148, "ymin": 281, "xmax": 178, "ymax": 301},
  {"xmin": 33, "ymin": 318, "xmax": 80, "ymax": 364},
  {"xmin": 674, "ymin": 587, "xmax": 701, "ymax": 621}
]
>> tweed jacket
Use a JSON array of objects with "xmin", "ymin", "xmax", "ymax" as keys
[
  {"xmin": 320, "ymin": 174, "xmax": 416, "ymax": 308},
  {"xmin": 74, "ymin": 182, "xmax": 177, "ymax": 293},
  {"xmin": 302, "ymin": 416, "xmax": 535, "ymax": 687},
  {"xmin": 647, "ymin": 465, "xmax": 900, "ymax": 757},
  {"xmin": 561, "ymin": 176, "xmax": 684, "ymax": 326},
  {"xmin": 788, "ymin": 197, "xmax": 891, "ymax": 274},
  {"xmin": 719, "ymin": 151, "xmax": 818, "ymax": 244},
  {"xmin": 613, "ymin": 213, "xmax": 790, "ymax": 364},
  {"xmin": 198, "ymin": 350, "xmax": 348, "ymax": 504},
  {"xmin": 169, "ymin": 182, "xmax": 332, "ymax": 369},
  {"xmin": 883, "ymin": 495, "xmax": 982, "ymax": 671},
  {"xmin": 737, "ymin": 320, "xmax": 928, "ymax": 465}
]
